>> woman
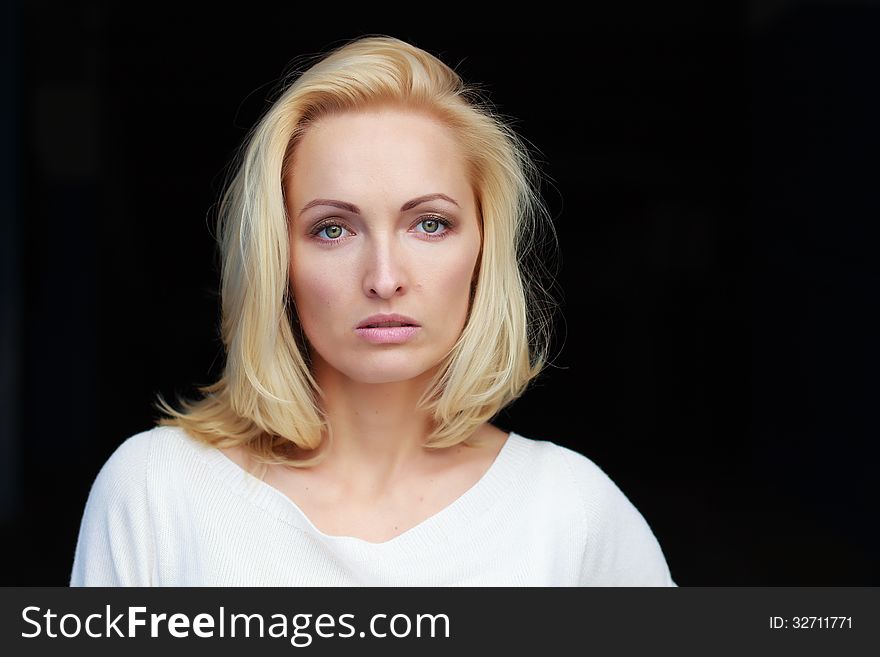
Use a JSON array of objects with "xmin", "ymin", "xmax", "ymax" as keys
[{"xmin": 71, "ymin": 36, "xmax": 676, "ymax": 586}]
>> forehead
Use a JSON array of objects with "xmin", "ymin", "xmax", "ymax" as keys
[{"xmin": 287, "ymin": 108, "xmax": 471, "ymax": 202}]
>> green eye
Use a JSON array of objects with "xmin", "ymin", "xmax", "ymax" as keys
[
  {"xmin": 416, "ymin": 216, "xmax": 450, "ymax": 236},
  {"xmin": 317, "ymin": 224, "xmax": 344, "ymax": 239}
]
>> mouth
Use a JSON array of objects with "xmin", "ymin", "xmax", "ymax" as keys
[
  {"xmin": 361, "ymin": 321, "xmax": 418, "ymax": 328},
  {"xmin": 354, "ymin": 315, "xmax": 421, "ymax": 344},
  {"xmin": 355, "ymin": 314, "xmax": 421, "ymax": 329}
]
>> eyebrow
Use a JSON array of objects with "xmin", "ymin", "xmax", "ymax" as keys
[
  {"xmin": 298, "ymin": 193, "xmax": 460, "ymax": 217},
  {"xmin": 400, "ymin": 193, "xmax": 460, "ymax": 211}
]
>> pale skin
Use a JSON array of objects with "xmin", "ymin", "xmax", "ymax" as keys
[{"xmin": 222, "ymin": 108, "xmax": 508, "ymax": 544}]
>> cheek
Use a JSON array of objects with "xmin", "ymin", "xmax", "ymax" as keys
[
  {"xmin": 290, "ymin": 259, "xmax": 343, "ymax": 328},
  {"xmin": 431, "ymin": 247, "xmax": 480, "ymax": 315}
]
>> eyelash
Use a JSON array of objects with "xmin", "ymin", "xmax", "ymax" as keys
[{"xmin": 309, "ymin": 215, "xmax": 454, "ymax": 244}]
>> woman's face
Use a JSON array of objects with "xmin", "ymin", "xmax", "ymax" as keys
[{"xmin": 285, "ymin": 108, "xmax": 482, "ymax": 385}]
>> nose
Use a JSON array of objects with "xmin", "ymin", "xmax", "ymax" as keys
[{"xmin": 362, "ymin": 235, "xmax": 408, "ymax": 299}]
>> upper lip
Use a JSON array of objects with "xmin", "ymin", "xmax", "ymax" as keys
[{"xmin": 356, "ymin": 313, "xmax": 421, "ymax": 329}]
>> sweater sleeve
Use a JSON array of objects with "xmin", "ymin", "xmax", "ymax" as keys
[
  {"xmin": 562, "ymin": 448, "xmax": 677, "ymax": 587},
  {"xmin": 70, "ymin": 432, "xmax": 155, "ymax": 586}
]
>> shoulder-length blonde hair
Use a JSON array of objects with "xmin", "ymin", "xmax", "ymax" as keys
[{"xmin": 155, "ymin": 35, "xmax": 558, "ymax": 467}]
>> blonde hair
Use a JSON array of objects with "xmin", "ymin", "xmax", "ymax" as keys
[{"xmin": 155, "ymin": 35, "xmax": 559, "ymax": 468}]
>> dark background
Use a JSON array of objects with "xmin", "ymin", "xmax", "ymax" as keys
[{"xmin": 1, "ymin": 1, "xmax": 877, "ymax": 585}]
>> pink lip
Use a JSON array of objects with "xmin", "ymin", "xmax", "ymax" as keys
[
  {"xmin": 356, "ymin": 313, "xmax": 420, "ymax": 329},
  {"xmin": 354, "ymin": 313, "xmax": 421, "ymax": 344},
  {"xmin": 355, "ymin": 326, "xmax": 421, "ymax": 344}
]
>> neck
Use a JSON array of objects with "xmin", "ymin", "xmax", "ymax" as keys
[{"xmin": 309, "ymin": 355, "xmax": 445, "ymax": 496}]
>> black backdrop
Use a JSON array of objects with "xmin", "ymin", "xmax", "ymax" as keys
[{"xmin": 2, "ymin": 1, "xmax": 877, "ymax": 585}]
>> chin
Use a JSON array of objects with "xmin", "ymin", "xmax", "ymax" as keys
[
  {"xmin": 328, "ymin": 350, "xmax": 440, "ymax": 385},
  {"xmin": 311, "ymin": 344, "xmax": 447, "ymax": 386},
  {"xmin": 344, "ymin": 363, "xmax": 434, "ymax": 385},
  {"xmin": 350, "ymin": 372, "xmax": 421, "ymax": 385}
]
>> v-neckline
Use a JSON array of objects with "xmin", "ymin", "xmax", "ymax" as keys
[{"xmin": 196, "ymin": 429, "xmax": 522, "ymax": 550}]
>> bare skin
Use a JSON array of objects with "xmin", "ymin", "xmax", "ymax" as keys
[{"xmin": 220, "ymin": 423, "xmax": 508, "ymax": 544}]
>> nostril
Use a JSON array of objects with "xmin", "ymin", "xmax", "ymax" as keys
[{"xmin": 368, "ymin": 285, "xmax": 403, "ymax": 297}]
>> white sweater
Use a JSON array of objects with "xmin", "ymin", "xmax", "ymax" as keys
[{"xmin": 70, "ymin": 425, "xmax": 676, "ymax": 586}]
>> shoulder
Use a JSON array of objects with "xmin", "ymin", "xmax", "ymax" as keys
[
  {"xmin": 72, "ymin": 425, "xmax": 220, "ymax": 586},
  {"xmin": 516, "ymin": 433, "xmax": 652, "ymax": 529},
  {"xmin": 508, "ymin": 431, "xmax": 619, "ymax": 501},
  {"xmin": 97, "ymin": 423, "xmax": 196, "ymax": 469},
  {"xmin": 88, "ymin": 424, "xmax": 201, "ymax": 496},
  {"xmin": 497, "ymin": 431, "xmax": 621, "ymax": 527},
  {"xmin": 511, "ymin": 431, "xmax": 675, "ymax": 585}
]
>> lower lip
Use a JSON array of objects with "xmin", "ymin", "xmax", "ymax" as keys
[{"xmin": 355, "ymin": 326, "xmax": 421, "ymax": 344}]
